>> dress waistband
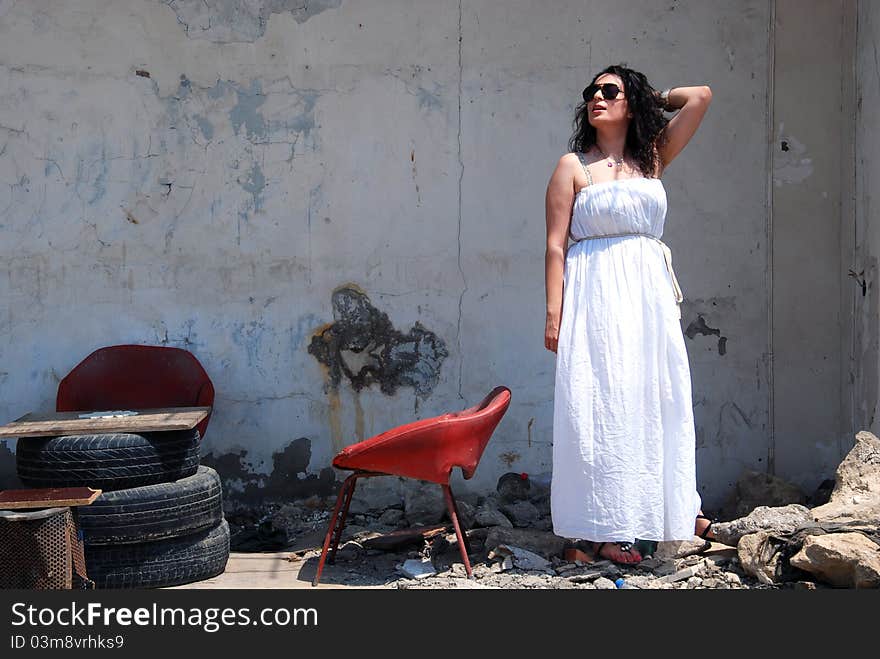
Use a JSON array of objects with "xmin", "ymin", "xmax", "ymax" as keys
[{"xmin": 573, "ymin": 232, "xmax": 683, "ymax": 318}]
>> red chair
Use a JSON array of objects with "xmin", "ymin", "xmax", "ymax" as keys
[
  {"xmin": 313, "ymin": 386, "xmax": 511, "ymax": 586},
  {"xmin": 56, "ymin": 345, "xmax": 215, "ymax": 439}
]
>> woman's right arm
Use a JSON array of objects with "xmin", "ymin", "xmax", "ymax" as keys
[{"xmin": 544, "ymin": 154, "xmax": 577, "ymax": 353}]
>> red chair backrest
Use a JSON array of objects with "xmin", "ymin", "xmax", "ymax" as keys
[
  {"xmin": 333, "ymin": 386, "xmax": 512, "ymax": 484},
  {"xmin": 56, "ymin": 345, "xmax": 215, "ymax": 439}
]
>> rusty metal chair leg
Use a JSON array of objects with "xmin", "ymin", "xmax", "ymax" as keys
[
  {"xmin": 328, "ymin": 473, "xmax": 361, "ymax": 563},
  {"xmin": 313, "ymin": 473, "xmax": 358, "ymax": 587},
  {"xmin": 442, "ymin": 484, "xmax": 473, "ymax": 578},
  {"xmin": 447, "ymin": 490, "xmax": 472, "ymax": 555}
]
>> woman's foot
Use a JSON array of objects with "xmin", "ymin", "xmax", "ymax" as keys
[
  {"xmin": 594, "ymin": 541, "xmax": 643, "ymax": 564},
  {"xmin": 695, "ymin": 512, "xmax": 716, "ymax": 541}
]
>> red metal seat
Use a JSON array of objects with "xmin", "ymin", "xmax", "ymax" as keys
[
  {"xmin": 313, "ymin": 386, "xmax": 511, "ymax": 586},
  {"xmin": 56, "ymin": 345, "xmax": 215, "ymax": 440}
]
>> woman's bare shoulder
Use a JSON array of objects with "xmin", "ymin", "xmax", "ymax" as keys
[{"xmin": 554, "ymin": 152, "xmax": 588, "ymax": 176}]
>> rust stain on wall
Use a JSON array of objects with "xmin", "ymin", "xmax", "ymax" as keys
[
  {"xmin": 354, "ymin": 391, "xmax": 365, "ymax": 442},
  {"xmin": 327, "ymin": 388, "xmax": 344, "ymax": 455},
  {"xmin": 499, "ymin": 451, "xmax": 520, "ymax": 467}
]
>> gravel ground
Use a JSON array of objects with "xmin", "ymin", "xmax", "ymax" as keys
[{"xmin": 228, "ymin": 500, "xmax": 823, "ymax": 589}]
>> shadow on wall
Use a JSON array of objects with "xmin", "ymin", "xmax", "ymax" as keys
[
  {"xmin": 201, "ymin": 437, "xmax": 335, "ymax": 505},
  {"xmin": 0, "ymin": 441, "xmax": 22, "ymax": 490}
]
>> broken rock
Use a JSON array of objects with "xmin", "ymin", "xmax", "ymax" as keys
[
  {"xmin": 488, "ymin": 545, "xmax": 552, "ymax": 572},
  {"xmin": 656, "ymin": 560, "xmax": 707, "ymax": 584},
  {"xmin": 789, "ymin": 532, "xmax": 880, "ymax": 588},
  {"xmin": 348, "ymin": 476, "xmax": 404, "ymax": 514},
  {"xmin": 711, "ymin": 504, "xmax": 814, "ymax": 547},
  {"xmin": 473, "ymin": 507, "xmax": 513, "ymax": 529},
  {"xmin": 377, "ymin": 508, "xmax": 405, "ymax": 526},
  {"xmin": 654, "ymin": 539, "xmax": 710, "ymax": 560},
  {"xmin": 737, "ymin": 531, "xmax": 782, "ymax": 585},
  {"xmin": 593, "ymin": 576, "xmax": 617, "ymax": 590},
  {"xmin": 811, "ymin": 431, "xmax": 880, "ymax": 528},
  {"xmin": 452, "ymin": 500, "xmax": 475, "ymax": 530},
  {"xmin": 500, "ymin": 500, "xmax": 539, "ymax": 528},
  {"xmin": 399, "ymin": 558, "xmax": 437, "ymax": 579},
  {"xmin": 402, "ymin": 479, "xmax": 446, "ymax": 525},
  {"xmin": 484, "ymin": 527, "xmax": 566, "ymax": 560}
]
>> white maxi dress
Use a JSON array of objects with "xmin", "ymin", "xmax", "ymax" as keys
[{"xmin": 551, "ymin": 160, "xmax": 702, "ymax": 543}]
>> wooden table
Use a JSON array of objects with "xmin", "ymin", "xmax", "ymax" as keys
[{"xmin": 0, "ymin": 406, "xmax": 211, "ymax": 439}]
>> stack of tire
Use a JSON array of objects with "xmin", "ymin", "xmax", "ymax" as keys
[{"xmin": 16, "ymin": 428, "xmax": 229, "ymax": 588}]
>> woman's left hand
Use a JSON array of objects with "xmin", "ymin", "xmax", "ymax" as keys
[{"xmin": 545, "ymin": 313, "xmax": 560, "ymax": 353}]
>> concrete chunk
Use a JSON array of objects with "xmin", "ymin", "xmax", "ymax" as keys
[
  {"xmin": 789, "ymin": 532, "xmax": 880, "ymax": 588},
  {"xmin": 712, "ymin": 504, "xmax": 813, "ymax": 547},
  {"xmin": 656, "ymin": 560, "xmax": 707, "ymax": 584},
  {"xmin": 398, "ymin": 559, "xmax": 437, "ymax": 579}
]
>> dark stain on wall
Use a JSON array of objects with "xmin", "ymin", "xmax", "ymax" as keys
[
  {"xmin": 0, "ymin": 441, "xmax": 22, "ymax": 490},
  {"xmin": 308, "ymin": 285, "xmax": 448, "ymax": 397},
  {"xmin": 202, "ymin": 437, "xmax": 336, "ymax": 504},
  {"xmin": 685, "ymin": 314, "xmax": 728, "ymax": 356}
]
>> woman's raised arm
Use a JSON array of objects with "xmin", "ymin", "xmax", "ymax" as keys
[{"xmin": 656, "ymin": 85, "xmax": 713, "ymax": 170}]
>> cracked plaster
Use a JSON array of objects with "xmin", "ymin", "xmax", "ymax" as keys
[{"xmin": 161, "ymin": 0, "xmax": 343, "ymax": 43}]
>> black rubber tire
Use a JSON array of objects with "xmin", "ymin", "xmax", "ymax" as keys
[
  {"xmin": 79, "ymin": 466, "xmax": 223, "ymax": 546},
  {"xmin": 16, "ymin": 429, "xmax": 200, "ymax": 491},
  {"xmin": 85, "ymin": 519, "xmax": 230, "ymax": 589}
]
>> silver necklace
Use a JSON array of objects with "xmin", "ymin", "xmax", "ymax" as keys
[{"xmin": 595, "ymin": 145, "xmax": 624, "ymax": 168}]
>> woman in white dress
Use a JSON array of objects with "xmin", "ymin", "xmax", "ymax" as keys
[{"xmin": 544, "ymin": 64, "xmax": 715, "ymax": 564}]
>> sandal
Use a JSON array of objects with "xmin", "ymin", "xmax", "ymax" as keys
[
  {"xmin": 633, "ymin": 538, "xmax": 658, "ymax": 558},
  {"xmin": 696, "ymin": 514, "xmax": 717, "ymax": 540},
  {"xmin": 593, "ymin": 541, "xmax": 643, "ymax": 565}
]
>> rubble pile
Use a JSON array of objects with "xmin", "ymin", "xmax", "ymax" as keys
[{"xmin": 240, "ymin": 432, "xmax": 880, "ymax": 589}]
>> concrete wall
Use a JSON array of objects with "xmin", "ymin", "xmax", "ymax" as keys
[
  {"xmin": 772, "ymin": 0, "xmax": 857, "ymax": 489},
  {"xmin": 0, "ymin": 0, "xmax": 854, "ymax": 511},
  {"xmin": 855, "ymin": 0, "xmax": 880, "ymax": 438}
]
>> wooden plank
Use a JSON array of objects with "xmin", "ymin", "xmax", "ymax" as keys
[
  {"xmin": 359, "ymin": 524, "xmax": 450, "ymax": 551},
  {"xmin": 0, "ymin": 487, "xmax": 102, "ymax": 509},
  {"xmin": 0, "ymin": 406, "xmax": 210, "ymax": 439}
]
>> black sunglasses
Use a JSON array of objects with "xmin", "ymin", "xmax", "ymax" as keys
[{"xmin": 582, "ymin": 82, "xmax": 623, "ymax": 102}]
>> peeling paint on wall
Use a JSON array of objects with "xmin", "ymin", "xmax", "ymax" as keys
[
  {"xmin": 308, "ymin": 285, "xmax": 448, "ymax": 398},
  {"xmin": 201, "ymin": 437, "xmax": 336, "ymax": 503},
  {"xmin": 239, "ymin": 162, "xmax": 266, "ymax": 214},
  {"xmin": 152, "ymin": 74, "xmax": 319, "ymax": 246},
  {"xmin": 773, "ymin": 122, "xmax": 813, "ymax": 186},
  {"xmin": 229, "ymin": 79, "xmax": 269, "ymax": 140},
  {"xmin": 685, "ymin": 314, "xmax": 728, "ymax": 356},
  {"xmin": 231, "ymin": 319, "xmax": 271, "ymax": 371},
  {"xmin": 161, "ymin": 0, "xmax": 343, "ymax": 43},
  {"xmin": 193, "ymin": 114, "xmax": 215, "ymax": 141}
]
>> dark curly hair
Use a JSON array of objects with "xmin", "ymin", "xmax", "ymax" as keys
[{"xmin": 568, "ymin": 63, "xmax": 669, "ymax": 178}]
